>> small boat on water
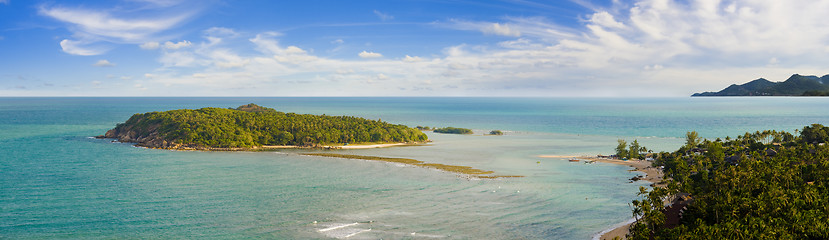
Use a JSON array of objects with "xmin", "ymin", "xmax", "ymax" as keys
[
  {"xmin": 568, "ymin": 159, "xmax": 580, "ymax": 162},
  {"xmin": 584, "ymin": 160, "xmax": 596, "ymax": 164}
]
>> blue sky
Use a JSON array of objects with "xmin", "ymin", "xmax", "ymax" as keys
[{"xmin": 2, "ymin": 0, "xmax": 829, "ymax": 97}]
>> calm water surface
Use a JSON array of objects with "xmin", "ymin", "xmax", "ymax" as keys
[{"xmin": 2, "ymin": 97, "xmax": 828, "ymax": 239}]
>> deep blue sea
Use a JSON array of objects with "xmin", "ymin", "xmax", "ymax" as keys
[{"xmin": 2, "ymin": 97, "xmax": 829, "ymax": 239}]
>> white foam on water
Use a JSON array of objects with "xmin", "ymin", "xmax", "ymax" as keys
[
  {"xmin": 318, "ymin": 222, "xmax": 360, "ymax": 232},
  {"xmin": 409, "ymin": 232, "xmax": 447, "ymax": 238},
  {"xmin": 343, "ymin": 228, "xmax": 371, "ymax": 238},
  {"xmin": 318, "ymin": 224, "xmax": 372, "ymax": 239}
]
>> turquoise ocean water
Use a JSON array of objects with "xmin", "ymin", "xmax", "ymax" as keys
[{"xmin": 2, "ymin": 97, "xmax": 829, "ymax": 239}]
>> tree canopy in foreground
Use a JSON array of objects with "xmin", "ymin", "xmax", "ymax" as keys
[
  {"xmin": 102, "ymin": 104, "xmax": 428, "ymax": 149},
  {"xmin": 629, "ymin": 124, "xmax": 829, "ymax": 239}
]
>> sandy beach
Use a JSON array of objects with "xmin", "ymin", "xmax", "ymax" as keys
[
  {"xmin": 539, "ymin": 155, "xmax": 663, "ymax": 185},
  {"xmin": 538, "ymin": 155, "xmax": 664, "ymax": 240},
  {"xmin": 336, "ymin": 142, "xmax": 419, "ymax": 149},
  {"xmin": 258, "ymin": 142, "xmax": 424, "ymax": 150}
]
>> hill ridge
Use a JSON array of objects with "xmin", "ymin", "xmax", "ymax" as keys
[{"xmin": 692, "ymin": 74, "xmax": 829, "ymax": 96}]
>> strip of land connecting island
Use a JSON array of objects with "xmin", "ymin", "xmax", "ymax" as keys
[
  {"xmin": 99, "ymin": 104, "xmax": 517, "ymax": 178},
  {"xmin": 304, "ymin": 153, "xmax": 523, "ymax": 179},
  {"xmin": 98, "ymin": 103, "xmax": 429, "ymax": 151}
]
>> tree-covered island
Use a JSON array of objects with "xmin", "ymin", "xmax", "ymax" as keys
[
  {"xmin": 433, "ymin": 127, "xmax": 474, "ymax": 134},
  {"xmin": 100, "ymin": 104, "xmax": 428, "ymax": 150}
]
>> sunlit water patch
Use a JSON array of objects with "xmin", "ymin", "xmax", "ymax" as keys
[{"xmin": 2, "ymin": 97, "xmax": 829, "ymax": 239}]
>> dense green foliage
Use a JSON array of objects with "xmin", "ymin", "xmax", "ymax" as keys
[
  {"xmin": 615, "ymin": 139, "xmax": 649, "ymax": 159},
  {"xmin": 693, "ymin": 74, "xmax": 829, "ymax": 96},
  {"xmin": 111, "ymin": 104, "xmax": 428, "ymax": 148},
  {"xmin": 802, "ymin": 90, "xmax": 829, "ymax": 96},
  {"xmin": 488, "ymin": 130, "xmax": 504, "ymax": 135},
  {"xmin": 629, "ymin": 124, "xmax": 829, "ymax": 239},
  {"xmin": 433, "ymin": 127, "xmax": 473, "ymax": 134},
  {"xmin": 616, "ymin": 139, "xmax": 629, "ymax": 158},
  {"xmin": 233, "ymin": 103, "xmax": 277, "ymax": 112}
]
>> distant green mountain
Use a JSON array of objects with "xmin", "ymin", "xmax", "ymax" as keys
[{"xmin": 692, "ymin": 74, "xmax": 829, "ymax": 96}]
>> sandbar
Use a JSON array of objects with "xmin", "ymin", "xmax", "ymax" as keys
[
  {"xmin": 259, "ymin": 142, "xmax": 424, "ymax": 150},
  {"xmin": 304, "ymin": 153, "xmax": 522, "ymax": 179},
  {"xmin": 336, "ymin": 142, "xmax": 419, "ymax": 149}
]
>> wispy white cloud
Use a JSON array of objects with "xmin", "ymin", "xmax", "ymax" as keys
[
  {"xmin": 204, "ymin": 27, "xmax": 239, "ymax": 39},
  {"xmin": 93, "ymin": 59, "xmax": 115, "ymax": 67},
  {"xmin": 358, "ymin": 51, "xmax": 383, "ymax": 58},
  {"xmin": 158, "ymin": 51, "xmax": 196, "ymax": 67},
  {"xmin": 125, "ymin": 0, "xmax": 829, "ymax": 97},
  {"xmin": 482, "ymin": 23, "xmax": 521, "ymax": 37},
  {"xmin": 643, "ymin": 64, "xmax": 663, "ymax": 71},
  {"xmin": 209, "ymin": 49, "xmax": 250, "ymax": 68},
  {"xmin": 767, "ymin": 57, "xmax": 779, "ymax": 66},
  {"xmin": 0, "ymin": 0, "xmax": 8, "ymax": 5},
  {"xmin": 402, "ymin": 55, "xmax": 423, "ymax": 62},
  {"xmin": 39, "ymin": 6, "xmax": 190, "ymax": 42},
  {"xmin": 202, "ymin": 27, "xmax": 239, "ymax": 47},
  {"xmin": 163, "ymin": 40, "xmax": 191, "ymax": 49},
  {"xmin": 38, "ymin": 1, "xmax": 200, "ymax": 55},
  {"xmin": 589, "ymin": 11, "xmax": 625, "ymax": 29},
  {"xmin": 60, "ymin": 39, "xmax": 108, "ymax": 56},
  {"xmin": 139, "ymin": 42, "xmax": 160, "ymax": 50},
  {"xmin": 373, "ymin": 10, "xmax": 394, "ymax": 21},
  {"xmin": 126, "ymin": 0, "xmax": 186, "ymax": 8},
  {"xmin": 446, "ymin": 18, "xmax": 576, "ymax": 39}
]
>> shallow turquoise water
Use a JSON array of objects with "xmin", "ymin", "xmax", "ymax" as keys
[{"xmin": 2, "ymin": 97, "xmax": 828, "ymax": 239}]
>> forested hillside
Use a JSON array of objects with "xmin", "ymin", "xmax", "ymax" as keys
[
  {"xmin": 629, "ymin": 124, "xmax": 829, "ymax": 239},
  {"xmin": 692, "ymin": 74, "xmax": 829, "ymax": 96}
]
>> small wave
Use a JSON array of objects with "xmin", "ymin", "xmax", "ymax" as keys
[
  {"xmin": 317, "ymin": 222, "xmax": 374, "ymax": 239},
  {"xmin": 591, "ymin": 217, "xmax": 636, "ymax": 240},
  {"xmin": 343, "ymin": 228, "xmax": 371, "ymax": 238},
  {"xmin": 318, "ymin": 222, "xmax": 360, "ymax": 232},
  {"xmin": 409, "ymin": 232, "xmax": 446, "ymax": 238}
]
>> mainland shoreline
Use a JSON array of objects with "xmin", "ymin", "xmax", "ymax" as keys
[{"xmin": 538, "ymin": 155, "xmax": 665, "ymax": 240}]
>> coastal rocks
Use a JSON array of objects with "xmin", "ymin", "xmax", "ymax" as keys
[{"xmin": 98, "ymin": 120, "xmax": 184, "ymax": 149}]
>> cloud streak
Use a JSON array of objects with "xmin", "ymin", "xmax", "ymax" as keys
[
  {"xmin": 93, "ymin": 59, "xmax": 115, "ymax": 67},
  {"xmin": 36, "ymin": 0, "xmax": 829, "ymax": 97},
  {"xmin": 60, "ymin": 39, "xmax": 108, "ymax": 56},
  {"xmin": 38, "ymin": 1, "xmax": 199, "ymax": 55},
  {"xmin": 358, "ymin": 51, "xmax": 383, "ymax": 58},
  {"xmin": 373, "ymin": 10, "xmax": 394, "ymax": 21}
]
